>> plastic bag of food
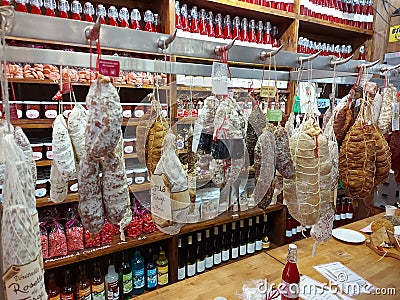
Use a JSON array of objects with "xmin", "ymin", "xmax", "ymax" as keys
[
  {"xmin": 64, "ymin": 208, "xmax": 84, "ymax": 252},
  {"xmin": 100, "ymin": 220, "xmax": 115, "ymax": 246},
  {"xmin": 48, "ymin": 219, "xmax": 68, "ymax": 258}
]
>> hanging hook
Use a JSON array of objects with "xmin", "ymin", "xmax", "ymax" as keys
[
  {"xmin": 329, "ymin": 54, "xmax": 353, "ymax": 67},
  {"xmin": 85, "ymin": 15, "xmax": 101, "ymax": 42},
  {"xmin": 298, "ymin": 50, "xmax": 322, "ymax": 64},
  {"xmin": 158, "ymin": 29, "xmax": 177, "ymax": 50},
  {"xmin": 0, "ymin": 6, "xmax": 15, "ymax": 34},
  {"xmin": 357, "ymin": 59, "xmax": 380, "ymax": 70},
  {"xmin": 259, "ymin": 44, "xmax": 284, "ymax": 60},
  {"xmin": 214, "ymin": 37, "xmax": 237, "ymax": 55}
]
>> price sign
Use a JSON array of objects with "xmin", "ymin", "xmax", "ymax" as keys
[
  {"xmin": 260, "ymin": 85, "xmax": 277, "ymax": 98},
  {"xmin": 267, "ymin": 109, "xmax": 283, "ymax": 122},
  {"xmin": 98, "ymin": 59, "xmax": 120, "ymax": 77}
]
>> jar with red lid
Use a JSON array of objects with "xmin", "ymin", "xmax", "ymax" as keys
[
  {"xmin": 25, "ymin": 101, "xmax": 41, "ymax": 119},
  {"xmin": 42, "ymin": 102, "xmax": 58, "ymax": 119},
  {"xmin": 123, "ymin": 138, "xmax": 135, "ymax": 154},
  {"xmin": 126, "ymin": 170, "xmax": 134, "ymax": 185},
  {"xmin": 134, "ymin": 105, "xmax": 145, "ymax": 118},
  {"xmin": 68, "ymin": 179, "xmax": 78, "ymax": 193},
  {"xmin": 122, "ymin": 104, "xmax": 132, "ymax": 118},
  {"xmin": 44, "ymin": 141, "xmax": 53, "ymax": 159},
  {"xmin": 31, "ymin": 143, "xmax": 44, "ymax": 161},
  {"xmin": 133, "ymin": 168, "xmax": 147, "ymax": 185}
]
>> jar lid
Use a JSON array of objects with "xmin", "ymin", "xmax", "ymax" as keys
[
  {"xmin": 43, "ymin": 142, "xmax": 52, "ymax": 147},
  {"xmin": 126, "ymin": 169, "xmax": 134, "ymax": 174},
  {"xmin": 36, "ymin": 179, "xmax": 48, "ymax": 185},
  {"xmin": 30, "ymin": 143, "xmax": 44, "ymax": 147},
  {"xmin": 23, "ymin": 101, "xmax": 42, "ymax": 105},
  {"xmin": 41, "ymin": 101, "xmax": 58, "ymax": 105},
  {"xmin": 133, "ymin": 168, "xmax": 147, "ymax": 173},
  {"xmin": 123, "ymin": 138, "xmax": 134, "ymax": 142}
]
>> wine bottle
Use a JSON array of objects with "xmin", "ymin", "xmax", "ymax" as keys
[
  {"xmin": 145, "ymin": 247, "xmax": 158, "ymax": 290},
  {"xmin": 231, "ymin": 221, "xmax": 239, "ymax": 259},
  {"xmin": 186, "ymin": 235, "xmax": 196, "ymax": 277},
  {"xmin": 76, "ymin": 265, "xmax": 91, "ymax": 300},
  {"xmin": 285, "ymin": 213, "xmax": 293, "ymax": 244},
  {"xmin": 119, "ymin": 251, "xmax": 133, "ymax": 300},
  {"xmin": 213, "ymin": 226, "xmax": 222, "ymax": 265},
  {"xmin": 340, "ymin": 197, "xmax": 347, "ymax": 225},
  {"xmin": 262, "ymin": 214, "xmax": 270, "ymax": 249},
  {"xmin": 221, "ymin": 224, "xmax": 230, "ymax": 262},
  {"xmin": 156, "ymin": 248, "xmax": 169, "ymax": 286},
  {"xmin": 60, "ymin": 270, "xmax": 74, "ymax": 300},
  {"xmin": 47, "ymin": 272, "xmax": 61, "ymax": 300},
  {"xmin": 204, "ymin": 229, "xmax": 214, "ymax": 269},
  {"xmin": 247, "ymin": 218, "xmax": 256, "ymax": 254},
  {"xmin": 91, "ymin": 261, "xmax": 105, "ymax": 300},
  {"xmin": 105, "ymin": 259, "xmax": 119, "ymax": 300},
  {"xmin": 255, "ymin": 216, "xmax": 263, "ymax": 251},
  {"xmin": 131, "ymin": 249, "xmax": 145, "ymax": 295},
  {"xmin": 196, "ymin": 232, "xmax": 206, "ymax": 273},
  {"xmin": 177, "ymin": 238, "xmax": 186, "ymax": 281},
  {"xmin": 239, "ymin": 220, "xmax": 247, "ymax": 256}
]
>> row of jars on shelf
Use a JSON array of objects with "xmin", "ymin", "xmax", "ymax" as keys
[
  {"xmin": 299, "ymin": 0, "xmax": 374, "ymax": 30},
  {"xmin": 297, "ymin": 37, "xmax": 359, "ymax": 58},
  {"xmin": 6, "ymin": 0, "xmax": 162, "ymax": 31},
  {"xmin": 237, "ymin": 0, "xmax": 295, "ymax": 12},
  {"xmin": 175, "ymin": 2, "xmax": 280, "ymax": 46}
]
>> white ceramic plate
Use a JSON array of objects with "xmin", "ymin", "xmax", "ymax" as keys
[{"xmin": 332, "ymin": 228, "xmax": 366, "ymax": 244}]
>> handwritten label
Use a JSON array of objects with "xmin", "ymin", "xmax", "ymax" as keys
[
  {"xmin": 267, "ymin": 109, "xmax": 283, "ymax": 122},
  {"xmin": 151, "ymin": 174, "xmax": 172, "ymax": 222},
  {"xmin": 3, "ymin": 256, "xmax": 47, "ymax": 300},
  {"xmin": 260, "ymin": 85, "xmax": 277, "ymax": 98},
  {"xmin": 98, "ymin": 59, "xmax": 120, "ymax": 77}
]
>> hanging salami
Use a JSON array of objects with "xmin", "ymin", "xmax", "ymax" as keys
[
  {"xmin": 68, "ymin": 103, "xmax": 88, "ymax": 164},
  {"xmin": 378, "ymin": 84, "xmax": 397, "ymax": 135},
  {"xmin": 245, "ymin": 104, "xmax": 266, "ymax": 166},
  {"xmin": 274, "ymin": 126, "xmax": 295, "ymax": 179}
]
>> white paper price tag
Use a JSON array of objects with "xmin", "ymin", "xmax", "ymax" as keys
[
  {"xmin": 392, "ymin": 102, "xmax": 399, "ymax": 131},
  {"xmin": 211, "ymin": 62, "xmax": 229, "ymax": 95},
  {"xmin": 192, "ymin": 122, "xmax": 203, "ymax": 153},
  {"xmin": 151, "ymin": 175, "xmax": 172, "ymax": 222}
]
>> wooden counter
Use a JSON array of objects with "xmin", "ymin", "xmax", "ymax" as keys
[
  {"xmin": 135, "ymin": 253, "xmax": 283, "ymax": 300},
  {"xmin": 268, "ymin": 213, "xmax": 400, "ymax": 299}
]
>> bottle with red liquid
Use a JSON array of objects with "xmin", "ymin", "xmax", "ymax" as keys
[
  {"xmin": 108, "ymin": 6, "xmax": 118, "ymax": 26},
  {"xmin": 297, "ymin": 37, "xmax": 304, "ymax": 53},
  {"xmin": 346, "ymin": 198, "xmax": 354, "ymax": 224},
  {"xmin": 1, "ymin": 0, "xmax": 10, "ymax": 6},
  {"xmin": 276, "ymin": 0, "xmax": 285, "ymax": 11},
  {"xmin": 300, "ymin": 0, "xmax": 307, "ymax": 15},
  {"xmin": 281, "ymin": 244, "xmax": 300, "ymax": 300},
  {"xmin": 353, "ymin": 0, "xmax": 361, "ymax": 28},
  {"xmin": 44, "ymin": 0, "xmax": 55, "ymax": 16},
  {"xmin": 190, "ymin": 6, "xmax": 200, "ymax": 34},
  {"xmin": 241, "ymin": 17, "xmax": 249, "ymax": 42},
  {"xmin": 96, "ymin": 4, "xmax": 106, "ymax": 24},
  {"xmin": 199, "ymin": 9, "xmax": 208, "ymax": 36},
  {"xmin": 366, "ymin": 0, "xmax": 373, "ymax": 30},
  {"xmin": 223, "ymin": 15, "xmax": 233, "ymax": 39},
  {"xmin": 256, "ymin": 21, "xmax": 263, "ymax": 44},
  {"xmin": 285, "ymin": 214, "xmax": 293, "ymax": 244},
  {"xmin": 359, "ymin": 45, "xmax": 365, "ymax": 60},
  {"xmin": 271, "ymin": 25, "xmax": 279, "ymax": 47},
  {"xmin": 248, "ymin": 19, "xmax": 256, "ymax": 43},
  {"xmin": 346, "ymin": 45, "xmax": 352, "ymax": 58},
  {"xmin": 30, "ymin": 0, "xmax": 42, "ymax": 15},
  {"xmin": 154, "ymin": 14, "xmax": 161, "ymax": 33},
  {"xmin": 359, "ymin": 0, "xmax": 366, "ymax": 28},
  {"xmin": 58, "ymin": 0, "xmax": 69, "ymax": 19},
  {"xmin": 263, "ymin": 21, "xmax": 272, "ymax": 45},
  {"xmin": 214, "ymin": 13, "xmax": 223, "ymax": 39},
  {"xmin": 175, "ymin": 1, "xmax": 181, "ymax": 29},
  {"xmin": 83, "ymin": 2, "xmax": 95, "ymax": 22},
  {"xmin": 348, "ymin": 0, "xmax": 355, "ymax": 27},
  {"xmin": 130, "ymin": 9, "xmax": 141, "ymax": 30},
  {"xmin": 71, "ymin": 1, "xmax": 82, "ymax": 20},
  {"xmin": 207, "ymin": 11, "xmax": 215, "ymax": 37},
  {"xmin": 144, "ymin": 10, "xmax": 155, "ymax": 32},
  {"xmin": 60, "ymin": 269, "xmax": 74, "ymax": 300},
  {"xmin": 15, "ymin": 0, "xmax": 29, "ymax": 13},
  {"xmin": 334, "ymin": 198, "xmax": 342, "ymax": 227},
  {"xmin": 119, "ymin": 7, "xmax": 130, "ymax": 28},
  {"xmin": 286, "ymin": 0, "xmax": 294, "ymax": 12},
  {"xmin": 180, "ymin": 4, "xmax": 189, "ymax": 31},
  {"xmin": 232, "ymin": 16, "xmax": 241, "ymax": 40}
]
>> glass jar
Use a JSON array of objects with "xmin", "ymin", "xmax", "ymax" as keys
[
  {"xmin": 42, "ymin": 102, "xmax": 58, "ymax": 119},
  {"xmin": 68, "ymin": 178, "xmax": 78, "ymax": 193},
  {"xmin": 44, "ymin": 141, "xmax": 53, "ymax": 159},
  {"xmin": 133, "ymin": 168, "xmax": 147, "ymax": 185},
  {"xmin": 31, "ymin": 143, "xmax": 44, "ymax": 161},
  {"xmin": 126, "ymin": 170, "xmax": 134, "ymax": 185},
  {"xmin": 122, "ymin": 104, "xmax": 132, "ymax": 118},
  {"xmin": 134, "ymin": 105, "xmax": 145, "ymax": 118},
  {"xmin": 25, "ymin": 101, "xmax": 41, "ymax": 119},
  {"xmin": 123, "ymin": 138, "xmax": 135, "ymax": 154},
  {"xmin": 35, "ymin": 178, "xmax": 48, "ymax": 198}
]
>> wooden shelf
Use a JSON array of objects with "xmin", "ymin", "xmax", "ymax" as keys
[
  {"xmin": 175, "ymin": 117, "xmax": 198, "ymax": 125},
  {"xmin": 11, "ymin": 119, "xmax": 54, "ymax": 129},
  {"xmin": 36, "ymin": 193, "xmax": 78, "ymax": 208},
  {"xmin": 130, "ymin": 182, "xmax": 151, "ymax": 193},
  {"xmin": 179, "ymin": 203, "xmax": 284, "ymax": 235},
  {"xmin": 124, "ymin": 153, "xmax": 138, "ymax": 159},
  {"xmin": 44, "ymin": 230, "xmax": 169, "ymax": 270},
  {"xmin": 36, "ymin": 159, "xmax": 52, "ymax": 167}
]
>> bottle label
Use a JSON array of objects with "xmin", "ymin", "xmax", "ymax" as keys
[
  {"xmin": 157, "ymin": 266, "xmax": 168, "ymax": 285},
  {"xmin": 60, "ymin": 294, "xmax": 74, "ymax": 300},
  {"xmin": 214, "ymin": 252, "xmax": 221, "ymax": 265},
  {"xmin": 281, "ymin": 280, "xmax": 299, "ymax": 299},
  {"xmin": 346, "ymin": 213, "xmax": 353, "ymax": 219},
  {"xmin": 205, "ymin": 256, "xmax": 214, "ymax": 268},
  {"xmin": 239, "ymin": 245, "xmax": 247, "ymax": 256},
  {"xmin": 222, "ymin": 250, "xmax": 230, "ymax": 261},
  {"xmin": 197, "ymin": 259, "xmax": 205, "ymax": 273},
  {"xmin": 106, "ymin": 281, "xmax": 119, "ymax": 300},
  {"xmin": 49, "ymin": 295, "xmax": 61, "ymax": 300},
  {"xmin": 340, "ymin": 213, "xmax": 346, "ymax": 220},
  {"xmin": 92, "ymin": 283, "xmax": 105, "ymax": 300},
  {"xmin": 291, "ymin": 228, "xmax": 297, "ymax": 235},
  {"xmin": 297, "ymin": 226, "xmax": 301, "ymax": 233},
  {"xmin": 247, "ymin": 243, "xmax": 255, "ymax": 254},
  {"xmin": 285, "ymin": 230, "xmax": 292, "ymax": 237},
  {"xmin": 255, "ymin": 240, "xmax": 262, "ymax": 251},
  {"xmin": 77, "ymin": 287, "xmax": 91, "ymax": 300},
  {"xmin": 147, "ymin": 268, "xmax": 157, "ymax": 288},
  {"xmin": 178, "ymin": 266, "xmax": 186, "ymax": 280},
  {"xmin": 231, "ymin": 247, "xmax": 239, "ymax": 259},
  {"xmin": 187, "ymin": 263, "xmax": 196, "ymax": 277},
  {"xmin": 133, "ymin": 268, "xmax": 145, "ymax": 289},
  {"xmin": 334, "ymin": 214, "xmax": 341, "ymax": 221},
  {"xmin": 122, "ymin": 273, "xmax": 133, "ymax": 294}
]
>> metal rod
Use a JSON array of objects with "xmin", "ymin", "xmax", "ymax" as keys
[
  {"xmin": 214, "ymin": 37, "xmax": 237, "ymax": 55},
  {"xmin": 298, "ymin": 50, "xmax": 322, "ymax": 64},
  {"xmin": 330, "ymin": 54, "xmax": 354, "ymax": 67},
  {"xmin": 259, "ymin": 44, "xmax": 284, "ymax": 60},
  {"xmin": 84, "ymin": 15, "xmax": 101, "ymax": 42},
  {"xmin": 158, "ymin": 29, "xmax": 177, "ymax": 50}
]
